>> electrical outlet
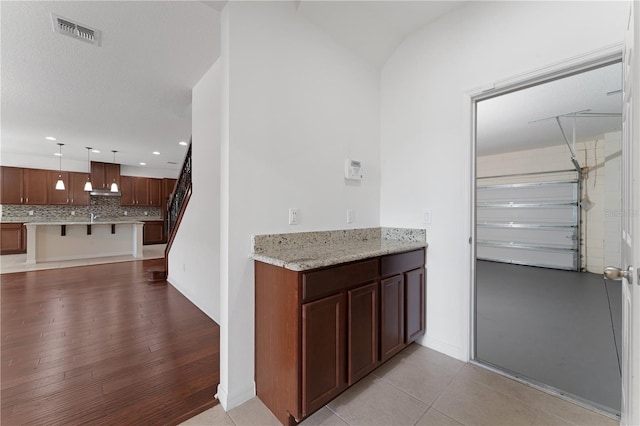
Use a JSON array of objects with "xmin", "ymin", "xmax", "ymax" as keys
[
  {"xmin": 71, "ymin": 211, "xmax": 75, "ymax": 216},
  {"xmin": 346, "ymin": 209, "xmax": 354, "ymax": 224},
  {"xmin": 28, "ymin": 210, "xmax": 34, "ymax": 216},
  {"xmin": 124, "ymin": 211, "xmax": 128, "ymax": 216},
  {"xmin": 423, "ymin": 209, "xmax": 432, "ymax": 224},
  {"xmin": 289, "ymin": 208, "xmax": 299, "ymax": 225},
  {"xmin": 144, "ymin": 211, "xmax": 148, "ymax": 216}
]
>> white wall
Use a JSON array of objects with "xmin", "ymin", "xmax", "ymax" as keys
[
  {"xmin": 218, "ymin": 1, "xmax": 380, "ymax": 409},
  {"xmin": 380, "ymin": 1, "xmax": 628, "ymax": 361},
  {"xmin": 167, "ymin": 59, "xmax": 222, "ymax": 322}
]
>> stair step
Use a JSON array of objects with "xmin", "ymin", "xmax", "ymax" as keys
[{"xmin": 148, "ymin": 268, "xmax": 167, "ymax": 284}]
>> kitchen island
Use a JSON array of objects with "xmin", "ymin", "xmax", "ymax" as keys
[{"xmin": 24, "ymin": 220, "xmax": 144, "ymax": 264}]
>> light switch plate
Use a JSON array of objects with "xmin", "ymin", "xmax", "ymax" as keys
[{"xmin": 423, "ymin": 209, "xmax": 432, "ymax": 224}]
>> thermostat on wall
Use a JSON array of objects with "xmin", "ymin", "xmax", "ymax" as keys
[{"xmin": 345, "ymin": 159, "xmax": 363, "ymax": 180}]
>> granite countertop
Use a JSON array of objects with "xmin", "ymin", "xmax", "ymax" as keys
[
  {"xmin": 2, "ymin": 217, "xmax": 162, "ymax": 224},
  {"xmin": 24, "ymin": 219, "xmax": 146, "ymax": 226},
  {"xmin": 251, "ymin": 227, "xmax": 427, "ymax": 271}
]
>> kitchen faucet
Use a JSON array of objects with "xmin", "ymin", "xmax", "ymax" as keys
[{"xmin": 90, "ymin": 213, "xmax": 100, "ymax": 223}]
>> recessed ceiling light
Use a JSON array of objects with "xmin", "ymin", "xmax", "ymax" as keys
[
  {"xmin": 139, "ymin": 162, "xmax": 146, "ymax": 166},
  {"xmin": 92, "ymin": 149, "xmax": 100, "ymax": 153},
  {"xmin": 54, "ymin": 152, "xmax": 62, "ymax": 156},
  {"xmin": 179, "ymin": 141, "xmax": 188, "ymax": 146},
  {"xmin": 45, "ymin": 136, "xmax": 57, "ymax": 141},
  {"xmin": 152, "ymin": 151, "xmax": 160, "ymax": 155}
]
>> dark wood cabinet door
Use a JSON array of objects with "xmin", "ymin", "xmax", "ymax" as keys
[
  {"xmin": 104, "ymin": 163, "xmax": 120, "ymax": 189},
  {"xmin": 90, "ymin": 162, "xmax": 107, "ymax": 189},
  {"xmin": 1, "ymin": 166, "xmax": 24, "ymax": 204},
  {"xmin": 48, "ymin": 171, "xmax": 69, "ymax": 205},
  {"xmin": 70, "ymin": 172, "xmax": 90, "ymax": 206},
  {"xmin": 148, "ymin": 178, "xmax": 162, "ymax": 207},
  {"xmin": 143, "ymin": 221, "xmax": 164, "ymax": 245},
  {"xmin": 302, "ymin": 293, "xmax": 347, "ymax": 417},
  {"xmin": 348, "ymin": 282, "xmax": 379, "ymax": 385},
  {"xmin": 1, "ymin": 223, "xmax": 25, "ymax": 254},
  {"xmin": 134, "ymin": 177, "xmax": 149, "ymax": 206},
  {"xmin": 405, "ymin": 268, "xmax": 426, "ymax": 343},
  {"xmin": 119, "ymin": 176, "xmax": 135, "ymax": 206},
  {"xmin": 23, "ymin": 168, "xmax": 48, "ymax": 205},
  {"xmin": 380, "ymin": 275, "xmax": 405, "ymax": 362}
]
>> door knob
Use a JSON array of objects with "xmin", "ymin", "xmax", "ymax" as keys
[{"xmin": 604, "ymin": 266, "xmax": 632, "ymax": 281}]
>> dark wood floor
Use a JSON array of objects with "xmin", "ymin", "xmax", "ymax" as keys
[{"xmin": 1, "ymin": 259, "xmax": 220, "ymax": 425}]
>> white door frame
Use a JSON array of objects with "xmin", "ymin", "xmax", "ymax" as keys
[{"xmin": 467, "ymin": 43, "xmax": 625, "ymax": 413}]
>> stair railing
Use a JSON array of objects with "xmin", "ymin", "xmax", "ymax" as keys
[{"xmin": 165, "ymin": 141, "xmax": 192, "ymax": 273}]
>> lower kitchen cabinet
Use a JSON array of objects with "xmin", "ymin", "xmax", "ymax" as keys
[
  {"xmin": 302, "ymin": 293, "xmax": 347, "ymax": 417},
  {"xmin": 380, "ymin": 274, "xmax": 405, "ymax": 362},
  {"xmin": 255, "ymin": 248, "xmax": 426, "ymax": 425},
  {"xmin": 1, "ymin": 223, "xmax": 26, "ymax": 254},
  {"xmin": 347, "ymin": 281, "xmax": 379, "ymax": 385},
  {"xmin": 405, "ymin": 267, "xmax": 426, "ymax": 342},
  {"xmin": 143, "ymin": 221, "xmax": 164, "ymax": 245}
]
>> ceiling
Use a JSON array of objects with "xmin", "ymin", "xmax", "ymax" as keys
[
  {"xmin": 1, "ymin": 1, "xmax": 622, "ymax": 171},
  {"xmin": 297, "ymin": 1, "xmax": 467, "ymax": 67},
  {"xmin": 1, "ymin": 1, "xmax": 220, "ymax": 171},
  {"xmin": 477, "ymin": 62, "xmax": 623, "ymax": 156}
]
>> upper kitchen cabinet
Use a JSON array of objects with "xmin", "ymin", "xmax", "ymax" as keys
[
  {"xmin": 47, "ymin": 170, "xmax": 70, "ymax": 205},
  {"xmin": 148, "ymin": 178, "xmax": 162, "ymax": 207},
  {"xmin": 91, "ymin": 161, "xmax": 120, "ymax": 190},
  {"xmin": 23, "ymin": 168, "xmax": 49, "ymax": 205},
  {"xmin": 134, "ymin": 177, "xmax": 149, "ymax": 206},
  {"xmin": 47, "ymin": 171, "xmax": 91, "ymax": 206},
  {"xmin": 120, "ymin": 176, "xmax": 155, "ymax": 206},
  {"xmin": 69, "ymin": 172, "xmax": 90, "ymax": 206},
  {"xmin": 1, "ymin": 166, "xmax": 24, "ymax": 204}
]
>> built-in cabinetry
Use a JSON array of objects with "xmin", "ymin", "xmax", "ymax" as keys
[
  {"xmin": 1, "ymin": 166, "xmax": 90, "ymax": 206},
  {"xmin": 47, "ymin": 171, "xmax": 90, "ymax": 206},
  {"xmin": 0, "ymin": 223, "xmax": 27, "ymax": 254},
  {"xmin": 255, "ymin": 248, "xmax": 426, "ymax": 425},
  {"xmin": 23, "ymin": 168, "xmax": 49, "ymax": 205},
  {"xmin": 143, "ymin": 220, "xmax": 164, "ymax": 245},
  {"xmin": 120, "ymin": 176, "xmax": 163, "ymax": 207},
  {"xmin": 1, "ymin": 166, "xmax": 24, "ymax": 204},
  {"xmin": 90, "ymin": 161, "xmax": 121, "ymax": 191}
]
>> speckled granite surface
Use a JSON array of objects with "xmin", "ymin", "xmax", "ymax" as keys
[
  {"xmin": 2, "ymin": 216, "xmax": 160, "ymax": 223},
  {"xmin": 252, "ymin": 227, "xmax": 427, "ymax": 271},
  {"xmin": 24, "ymin": 220, "xmax": 144, "ymax": 226}
]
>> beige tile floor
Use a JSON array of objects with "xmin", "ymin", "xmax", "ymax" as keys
[
  {"xmin": 182, "ymin": 345, "xmax": 618, "ymax": 426},
  {"xmin": 0, "ymin": 244, "xmax": 166, "ymax": 274}
]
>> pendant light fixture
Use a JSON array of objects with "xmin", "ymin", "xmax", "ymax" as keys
[
  {"xmin": 55, "ymin": 143, "xmax": 65, "ymax": 190},
  {"xmin": 84, "ymin": 147, "xmax": 93, "ymax": 191},
  {"xmin": 110, "ymin": 150, "xmax": 119, "ymax": 192}
]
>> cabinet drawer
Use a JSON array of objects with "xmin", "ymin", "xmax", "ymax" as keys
[
  {"xmin": 303, "ymin": 259, "xmax": 379, "ymax": 302},
  {"xmin": 381, "ymin": 249, "xmax": 425, "ymax": 277}
]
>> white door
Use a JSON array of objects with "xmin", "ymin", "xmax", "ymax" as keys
[{"xmin": 619, "ymin": 2, "xmax": 639, "ymax": 425}]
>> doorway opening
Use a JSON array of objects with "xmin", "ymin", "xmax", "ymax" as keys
[{"xmin": 473, "ymin": 60, "xmax": 623, "ymax": 416}]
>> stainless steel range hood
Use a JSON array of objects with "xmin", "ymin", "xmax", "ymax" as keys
[{"xmin": 90, "ymin": 189, "xmax": 122, "ymax": 197}]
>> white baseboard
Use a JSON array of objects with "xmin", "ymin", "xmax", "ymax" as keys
[
  {"xmin": 420, "ymin": 334, "xmax": 468, "ymax": 362},
  {"xmin": 216, "ymin": 382, "xmax": 256, "ymax": 411}
]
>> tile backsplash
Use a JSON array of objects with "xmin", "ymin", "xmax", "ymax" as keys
[{"xmin": 1, "ymin": 196, "xmax": 161, "ymax": 221}]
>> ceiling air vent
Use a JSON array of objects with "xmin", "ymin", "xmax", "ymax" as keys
[{"xmin": 51, "ymin": 14, "xmax": 101, "ymax": 46}]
